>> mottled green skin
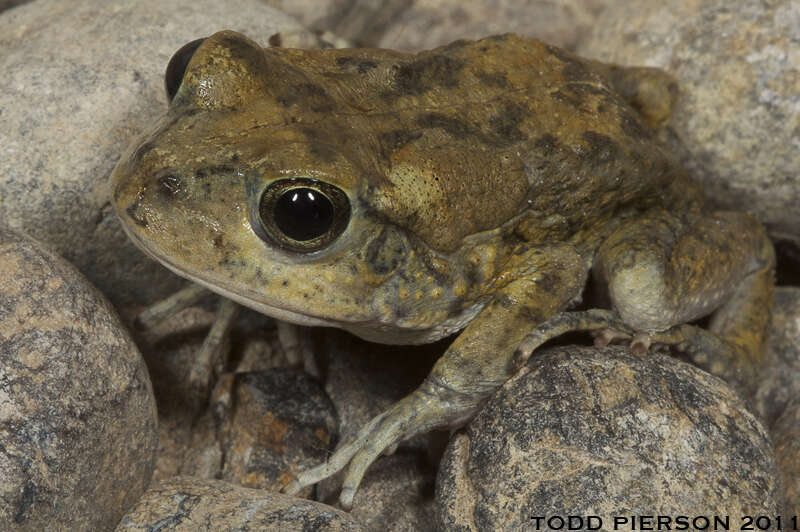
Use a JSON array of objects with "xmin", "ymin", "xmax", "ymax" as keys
[{"xmin": 111, "ymin": 31, "xmax": 774, "ymax": 507}]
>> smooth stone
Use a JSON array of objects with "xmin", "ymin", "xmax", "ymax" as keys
[
  {"xmin": 578, "ymin": 0, "xmax": 800, "ymax": 246},
  {"xmin": 0, "ymin": 226, "xmax": 157, "ymax": 531},
  {"xmin": 115, "ymin": 476, "xmax": 365, "ymax": 531},
  {"xmin": 0, "ymin": 0, "xmax": 302, "ymax": 309},
  {"xmin": 436, "ymin": 346, "xmax": 780, "ymax": 530},
  {"xmin": 266, "ymin": 0, "xmax": 613, "ymax": 51}
]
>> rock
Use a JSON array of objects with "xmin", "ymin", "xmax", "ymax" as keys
[
  {"xmin": 375, "ymin": 0, "xmax": 611, "ymax": 52},
  {"xmin": 773, "ymin": 398, "xmax": 800, "ymax": 515},
  {"xmin": 578, "ymin": 0, "xmax": 800, "ymax": 246},
  {"xmin": 755, "ymin": 287, "xmax": 800, "ymax": 427},
  {"xmin": 115, "ymin": 476, "xmax": 365, "ymax": 531},
  {"xmin": 0, "ymin": 0, "xmax": 303, "ymax": 309},
  {"xmin": 318, "ymin": 453, "xmax": 437, "ymax": 532},
  {"xmin": 436, "ymin": 346, "xmax": 780, "ymax": 530},
  {"xmin": 218, "ymin": 369, "xmax": 338, "ymax": 496},
  {"xmin": 137, "ymin": 304, "xmax": 318, "ymax": 489},
  {"xmin": 0, "ymin": 0, "xmax": 29, "ymax": 14},
  {"xmin": 0, "ymin": 227, "xmax": 158, "ymax": 531},
  {"xmin": 266, "ymin": 0, "xmax": 612, "ymax": 51}
]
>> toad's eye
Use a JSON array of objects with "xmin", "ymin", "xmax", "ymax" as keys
[
  {"xmin": 257, "ymin": 178, "xmax": 351, "ymax": 253},
  {"xmin": 165, "ymin": 38, "xmax": 205, "ymax": 102}
]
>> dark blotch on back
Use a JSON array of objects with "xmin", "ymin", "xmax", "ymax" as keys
[
  {"xmin": 277, "ymin": 83, "xmax": 336, "ymax": 113},
  {"xmin": 535, "ymin": 133, "xmax": 557, "ymax": 154},
  {"xmin": 219, "ymin": 33, "xmax": 261, "ymax": 63},
  {"xmin": 620, "ymin": 113, "xmax": 649, "ymax": 140},
  {"xmin": 487, "ymin": 102, "xmax": 529, "ymax": 145},
  {"xmin": 476, "ymin": 71, "xmax": 509, "ymax": 88},
  {"xmin": 561, "ymin": 61, "xmax": 594, "ymax": 83},
  {"xmin": 417, "ymin": 112, "xmax": 475, "ymax": 140},
  {"xmin": 418, "ymin": 105, "xmax": 528, "ymax": 148},
  {"xmin": 394, "ymin": 54, "xmax": 464, "ymax": 95},
  {"xmin": 582, "ymin": 131, "xmax": 620, "ymax": 167},
  {"xmin": 356, "ymin": 60, "xmax": 377, "ymax": 73},
  {"xmin": 300, "ymin": 127, "xmax": 338, "ymax": 162},
  {"xmin": 378, "ymin": 129, "xmax": 423, "ymax": 160}
]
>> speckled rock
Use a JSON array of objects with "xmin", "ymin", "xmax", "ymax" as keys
[
  {"xmin": 755, "ymin": 287, "xmax": 800, "ymax": 427},
  {"xmin": 774, "ymin": 398, "xmax": 800, "ymax": 515},
  {"xmin": 0, "ymin": 227, "xmax": 158, "ymax": 531},
  {"xmin": 436, "ymin": 346, "xmax": 780, "ymax": 531},
  {"xmin": 115, "ymin": 476, "xmax": 365, "ymax": 531},
  {"xmin": 318, "ymin": 453, "xmax": 437, "ymax": 532},
  {"xmin": 134, "ymin": 300, "xmax": 291, "ymax": 482},
  {"xmin": 0, "ymin": 0, "xmax": 302, "ymax": 309},
  {"xmin": 375, "ymin": 0, "xmax": 611, "ymax": 51},
  {"xmin": 579, "ymin": 0, "xmax": 800, "ymax": 245},
  {"xmin": 266, "ymin": 0, "xmax": 611, "ymax": 51},
  {"xmin": 218, "ymin": 369, "xmax": 338, "ymax": 495}
]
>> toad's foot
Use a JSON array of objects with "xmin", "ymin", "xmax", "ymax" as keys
[
  {"xmin": 135, "ymin": 283, "xmax": 211, "ymax": 330},
  {"xmin": 187, "ymin": 297, "xmax": 239, "ymax": 399},
  {"xmin": 283, "ymin": 380, "xmax": 477, "ymax": 510},
  {"xmin": 513, "ymin": 309, "xmax": 633, "ymax": 368},
  {"xmin": 514, "ymin": 309, "xmax": 755, "ymax": 394},
  {"xmin": 135, "ymin": 284, "xmax": 240, "ymax": 400}
]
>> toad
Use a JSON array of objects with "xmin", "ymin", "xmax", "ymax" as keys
[{"xmin": 110, "ymin": 31, "xmax": 774, "ymax": 508}]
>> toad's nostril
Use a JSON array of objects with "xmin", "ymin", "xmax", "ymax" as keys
[{"xmin": 157, "ymin": 172, "xmax": 182, "ymax": 198}]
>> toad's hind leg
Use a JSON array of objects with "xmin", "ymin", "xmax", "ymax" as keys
[{"xmin": 595, "ymin": 209, "xmax": 775, "ymax": 394}]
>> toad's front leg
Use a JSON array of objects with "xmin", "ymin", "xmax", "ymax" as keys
[{"xmin": 283, "ymin": 243, "xmax": 587, "ymax": 509}]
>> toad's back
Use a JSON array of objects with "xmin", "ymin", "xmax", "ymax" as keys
[{"xmin": 208, "ymin": 33, "xmax": 693, "ymax": 252}]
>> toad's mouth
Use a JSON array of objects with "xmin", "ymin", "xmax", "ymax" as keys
[
  {"xmin": 117, "ymin": 212, "xmax": 480, "ymax": 345},
  {"xmin": 117, "ymin": 218, "xmax": 348, "ymax": 328}
]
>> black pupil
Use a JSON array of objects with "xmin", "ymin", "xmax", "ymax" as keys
[{"xmin": 274, "ymin": 188, "xmax": 334, "ymax": 241}]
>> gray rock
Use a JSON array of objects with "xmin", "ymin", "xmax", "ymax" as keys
[
  {"xmin": 578, "ymin": 0, "xmax": 800, "ymax": 246},
  {"xmin": 266, "ymin": 0, "xmax": 612, "ymax": 51},
  {"xmin": 436, "ymin": 346, "xmax": 780, "ymax": 531},
  {"xmin": 0, "ymin": 0, "xmax": 29, "ymax": 14},
  {"xmin": 218, "ymin": 369, "xmax": 338, "ymax": 496},
  {"xmin": 0, "ymin": 227, "xmax": 158, "ymax": 531},
  {"xmin": 755, "ymin": 287, "xmax": 800, "ymax": 427},
  {"xmin": 116, "ymin": 476, "xmax": 365, "ymax": 531},
  {"xmin": 0, "ymin": 0, "xmax": 303, "ymax": 309},
  {"xmin": 318, "ymin": 453, "xmax": 437, "ymax": 532},
  {"xmin": 774, "ymin": 398, "xmax": 800, "ymax": 516},
  {"xmin": 267, "ymin": 0, "xmax": 611, "ymax": 51},
  {"xmin": 375, "ymin": 0, "xmax": 611, "ymax": 52}
]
